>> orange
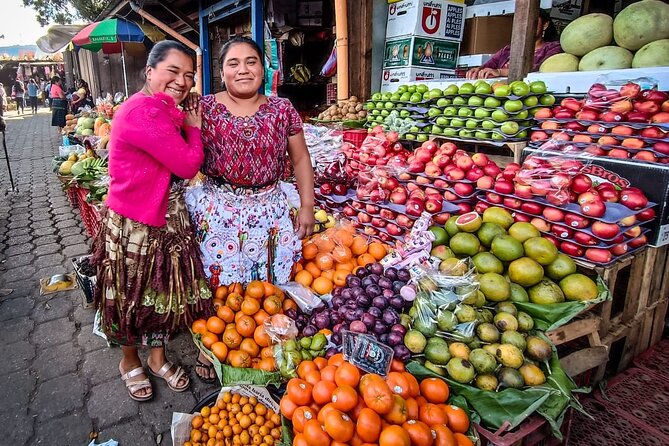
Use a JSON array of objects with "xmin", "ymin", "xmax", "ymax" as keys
[
  {"xmin": 320, "ymin": 269, "xmax": 335, "ymax": 281},
  {"xmin": 222, "ymin": 327, "xmax": 242, "ymax": 349},
  {"xmin": 323, "ymin": 409, "xmax": 355, "ymax": 443},
  {"xmin": 336, "ymin": 261, "xmax": 355, "ymax": 272},
  {"xmin": 332, "ymin": 246, "xmax": 353, "ymax": 264},
  {"xmin": 368, "ymin": 242, "xmax": 387, "ymax": 261},
  {"xmin": 263, "ymin": 295, "xmax": 282, "ymax": 315},
  {"xmin": 206, "ymin": 316, "xmax": 226, "ymax": 334},
  {"xmin": 295, "ymin": 270, "xmax": 314, "ymax": 287},
  {"xmin": 192, "ymin": 319, "xmax": 207, "ymax": 335},
  {"xmin": 202, "ymin": 332, "xmax": 219, "ymax": 349},
  {"xmin": 239, "ymin": 338, "xmax": 260, "ymax": 358},
  {"xmin": 402, "ymin": 420, "xmax": 433, "ymax": 446},
  {"xmin": 258, "ymin": 357, "xmax": 276, "ymax": 372},
  {"xmin": 303, "ymin": 243, "xmax": 318, "ymax": 260},
  {"xmin": 312, "ymin": 277, "xmax": 334, "ymax": 295},
  {"xmin": 320, "ymin": 365, "xmax": 337, "ymax": 382},
  {"xmin": 314, "ymin": 236, "xmax": 336, "ymax": 253},
  {"xmin": 316, "ymin": 253, "xmax": 335, "ymax": 271},
  {"xmin": 241, "ymin": 297, "xmax": 261, "ymax": 315},
  {"xmin": 211, "ymin": 341, "xmax": 229, "ymax": 362},
  {"xmin": 228, "ymin": 349, "xmax": 252, "ymax": 368},
  {"xmin": 215, "ymin": 286, "xmax": 228, "ymax": 300},
  {"xmin": 246, "ymin": 280, "xmax": 265, "ymax": 299},
  {"xmin": 217, "ymin": 305, "xmax": 235, "ymax": 323},
  {"xmin": 304, "ymin": 262, "xmax": 322, "ymax": 279},
  {"xmin": 226, "ymin": 292, "xmax": 244, "ymax": 311},
  {"xmin": 262, "ymin": 281, "xmax": 277, "ymax": 297},
  {"xmin": 260, "ymin": 346, "xmax": 274, "ymax": 359},
  {"xmin": 333, "ymin": 269, "xmax": 349, "ymax": 287},
  {"xmin": 420, "ymin": 378, "xmax": 450, "ymax": 404},
  {"xmin": 295, "ymin": 262, "xmax": 304, "ymax": 272},
  {"xmin": 235, "ymin": 314, "xmax": 256, "ymax": 337},
  {"xmin": 333, "ymin": 228, "xmax": 354, "ymax": 247},
  {"xmin": 303, "ymin": 419, "xmax": 331, "ymax": 446},
  {"xmin": 331, "ymin": 385, "xmax": 359, "ymax": 412},
  {"xmin": 357, "ymin": 253, "xmax": 376, "ymax": 267},
  {"xmin": 350, "ymin": 236, "xmax": 369, "ymax": 256},
  {"xmin": 303, "ymin": 370, "xmax": 321, "ymax": 386},
  {"xmin": 313, "ymin": 357, "xmax": 328, "ymax": 370},
  {"xmin": 228, "ymin": 282, "xmax": 243, "ymax": 295},
  {"xmin": 253, "ymin": 309, "xmax": 270, "ymax": 326}
]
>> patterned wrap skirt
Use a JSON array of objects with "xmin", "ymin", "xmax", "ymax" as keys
[
  {"xmin": 185, "ymin": 179, "xmax": 301, "ymax": 287},
  {"xmin": 51, "ymin": 98, "xmax": 67, "ymax": 127},
  {"xmin": 92, "ymin": 185, "xmax": 213, "ymax": 347}
]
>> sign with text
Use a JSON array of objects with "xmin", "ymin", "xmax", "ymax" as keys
[{"xmin": 386, "ymin": 0, "xmax": 465, "ymax": 41}]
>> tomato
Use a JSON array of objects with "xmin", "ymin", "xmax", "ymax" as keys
[
  {"xmin": 332, "ymin": 385, "xmax": 359, "ymax": 412},
  {"xmin": 379, "ymin": 425, "xmax": 411, "ymax": 446},
  {"xmin": 386, "ymin": 372, "xmax": 412, "ymax": 399},
  {"xmin": 287, "ymin": 378, "xmax": 313, "ymax": 406}
]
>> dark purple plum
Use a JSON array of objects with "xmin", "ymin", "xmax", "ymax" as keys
[
  {"xmin": 325, "ymin": 347, "xmax": 339, "ymax": 358},
  {"xmin": 397, "ymin": 268, "xmax": 411, "ymax": 282},
  {"xmin": 302, "ymin": 325, "xmax": 318, "ymax": 337},
  {"xmin": 369, "ymin": 307, "xmax": 382, "ymax": 318},
  {"xmin": 346, "ymin": 275, "xmax": 362, "ymax": 288},
  {"xmin": 313, "ymin": 312, "xmax": 331, "ymax": 330},
  {"xmin": 379, "ymin": 333, "xmax": 389, "ymax": 344},
  {"xmin": 390, "ymin": 324, "xmax": 407, "ymax": 336},
  {"xmin": 372, "ymin": 296, "xmax": 387, "ymax": 309},
  {"xmin": 331, "ymin": 333, "xmax": 341, "ymax": 344},
  {"xmin": 393, "ymin": 345, "xmax": 411, "ymax": 362},
  {"xmin": 378, "ymin": 277, "xmax": 393, "ymax": 290},
  {"xmin": 361, "ymin": 312, "xmax": 376, "ymax": 326},
  {"xmin": 389, "ymin": 296, "xmax": 405, "ymax": 310},
  {"xmin": 350, "ymin": 320, "xmax": 367, "ymax": 333},
  {"xmin": 387, "ymin": 331, "xmax": 403, "ymax": 347},
  {"xmin": 356, "ymin": 294, "xmax": 371, "ymax": 308},
  {"xmin": 382, "ymin": 308, "xmax": 399, "ymax": 326},
  {"xmin": 355, "ymin": 268, "xmax": 368, "ymax": 279},
  {"xmin": 369, "ymin": 263, "xmax": 384, "ymax": 276},
  {"xmin": 392, "ymin": 281, "xmax": 405, "ymax": 293},
  {"xmin": 365, "ymin": 284, "xmax": 382, "ymax": 298},
  {"xmin": 384, "ymin": 267, "xmax": 398, "ymax": 281},
  {"xmin": 373, "ymin": 320, "xmax": 387, "ymax": 335}
]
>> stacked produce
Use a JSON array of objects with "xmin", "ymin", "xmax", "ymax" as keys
[
  {"xmin": 476, "ymin": 151, "xmax": 655, "ymax": 264},
  {"xmin": 365, "ymin": 80, "xmax": 554, "ymax": 143},
  {"xmin": 541, "ymin": 1, "xmax": 669, "ymax": 72},
  {"xmin": 316, "ymin": 96, "xmax": 367, "ymax": 123},
  {"xmin": 531, "ymin": 82, "xmax": 669, "ymax": 163},
  {"xmin": 191, "ymin": 281, "xmax": 297, "ymax": 371},
  {"xmin": 280, "ymin": 355, "xmax": 474, "ymax": 446},
  {"xmin": 313, "ymin": 208, "xmax": 337, "ymax": 234}
]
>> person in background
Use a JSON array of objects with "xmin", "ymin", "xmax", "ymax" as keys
[
  {"xmin": 0, "ymin": 83, "xmax": 6, "ymax": 117},
  {"xmin": 465, "ymin": 9, "xmax": 561, "ymax": 79},
  {"xmin": 92, "ymin": 40, "xmax": 212, "ymax": 402},
  {"xmin": 44, "ymin": 79, "xmax": 52, "ymax": 109},
  {"xmin": 27, "ymin": 79, "xmax": 39, "ymax": 114},
  {"xmin": 49, "ymin": 76, "xmax": 67, "ymax": 129},
  {"xmin": 71, "ymin": 79, "xmax": 94, "ymax": 113},
  {"xmin": 185, "ymin": 36, "xmax": 315, "ymax": 381},
  {"xmin": 11, "ymin": 80, "xmax": 25, "ymax": 115}
]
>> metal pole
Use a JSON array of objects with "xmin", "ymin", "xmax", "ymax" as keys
[
  {"xmin": 2, "ymin": 131, "xmax": 16, "ymax": 191},
  {"xmin": 121, "ymin": 42, "xmax": 129, "ymax": 96}
]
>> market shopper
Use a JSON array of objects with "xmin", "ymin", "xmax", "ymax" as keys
[
  {"xmin": 27, "ymin": 79, "xmax": 39, "ymax": 114},
  {"xmin": 92, "ymin": 40, "xmax": 213, "ymax": 401},
  {"xmin": 71, "ymin": 79, "xmax": 95, "ymax": 113},
  {"xmin": 465, "ymin": 9, "xmax": 561, "ymax": 79},
  {"xmin": 49, "ymin": 76, "xmax": 67, "ymax": 129},
  {"xmin": 0, "ymin": 83, "xmax": 6, "ymax": 117},
  {"xmin": 11, "ymin": 80, "xmax": 25, "ymax": 114},
  {"xmin": 185, "ymin": 36, "xmax": 315, "ymax": 381}
]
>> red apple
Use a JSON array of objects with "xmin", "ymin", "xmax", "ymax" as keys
[
  {"xmin": 633, "ymin": 151, "xmax": 658, "ymax": 163},
  {"xmin": 456, "ymin": 203, "xmax": 472, "ymax": 214},
  {"xmin": 406, "ymin": 182, "xmax": 420, "ymax": 192},
  {"xmin": 543, "ymin": 234, "xmax": 560, "ymax": 248},
  {"xmin": 342, "ymin": 205, "xmax": 357, "ymax": 217},
  {"xmin": 580, "ymin": 199, "xmax": 606, "ymax": 218},
  {"xmin": 425, "ymin": 196, "xmax": 443, "ymax": 213},
  {"xmin": 578, "ymin": 190, "xmax": 600, "ymax": 205},
  {"xmin": 416, "ymin": 175, "xmax": 432, "ymax": 185},
  {"xmin": 474, "ymin": 202, "xmax": 490, "ymax": 215},
  {"xmin": 637, "ymin": 207, "xmax": 656, "ymax": 221},
  {"xmin": 551, "ymin": 224, "xmax": 573, "ymax": 239},
  {"xmin": 574, "ymin": 231, "xmax": 597, "ymax": 246},
  {"xmin": 405, "ymin": 199, "xmax": 425, "ymax": 217},
  {"xmin": 386, "ymin": 223, "xmax": 403, "ymax": 236},
  {"xmin": 624, "ymin": 226, "xmax": 642, "ymax": 238},
  {"xmin": 421, "ymin": 141, "xmax": 438, "ymax": 153},
  {"xmin": 561, "ymin": 98, "xmax": 582, "ymax": 112},
  {"xmin": 576, "ymin": 109, "xmax": 599, "ymax": 120},
  {"xmin": 514, "ymin": 213, "xmax": 531, "ymax": 223},
  {"xmin": 386, "ymin": 131, "xmax": 399, "ymax": 143},
  {"xmin": 531, "ymin": 131, "xmax": 549, "ymax": 142},
  {"xmin": 439, "ymin": 142, "xmax": 457, "ymax": 156},
  {"xmin": 651, "ymin": 112, "xmax": 669, "ymax": 123},
  {"xmin": 414, "ymin": 148, "xmax": 432, "ymax": 164},
  {"xmin": 599, "ymin": 111, "xmax": 625, "ymax": 123},
  {"xmin": 432, "ymin": 213, "xmax": 450, "ymax": 225},
  {"xmin": 629, "ymin": 235, "xmax": 648, "ymax": 249},
  {"xmin": 546, "ymin": 190, "xmax": 571, "ymax": 207},
  {"xmin": 371, "ymin": 217, "xmax": 387, "ymax": 228},
  {"xmin": 433, "ymin": 154, "xmax": 451, "ymax": 169},
  {"xmin": 503, "ymin": 197, "xmax": 522, "ymax": 210},
  {"xmin": 433, "ymin": 179, "xmax": 450, "ymax": 189},
  {"xmin": 565, "ymin": 213, "xmax": 590, "ymax": 229},
  {"xmin": 396, "ymin": 214, "xmax": 413, "ymax": 228},
  {"xmin": 531, "ymin": 217, "xmax": 551, "ymax": 232},
  {"xmin": 619, "ymin": 215, "xmax": 637, "ymax": 227},
  {"xmin": 409, "ymin": 189, "xmax": 426, "ymax": 201},
  {"xmin": 639, "ymin": 126, "xmax": 664, "ymax": 139},
  {"xmin": 472, "ymin": 153, "xmax": 489, "ymax": 167},
  {"xmin": 443, "ymin": 190, "xmax": 458, "ymax": 201},
  {"xmin": 620, "ymin": 82, "xmax": 641, "ymax": 100},
  {"xmin": 454, "ymin": 183, "xmax": 475, "ymax": 196},
  {"xmin": 571, "ymin": 174, "xmax": 593, "ymax": 194},
  {"xmin": 425, "ymin": 187, "xmax": 440, "ymax": 196},
  {"xmin": 351, "ymin": 201, "xmax": 363, "ymax": 210},
  {"xmin": 357, "ymin": 212, "xmax": 372, "ymax": 223},
  {"xmin": 620, "ymin": 189, "xmax": 648, "ymax": 210},
  {"xmin": 561, "ymin": 241, "xmax": 585, "ymax": 257},
  {"xmin": 591, "ymin": 221, "xmax": 620, "ymax": 239},
  {"xmin": 534, "ymin": 108, "xmax": 553, "ymax": 119},
  {"xmin": 585, "ymin": 145, "xmax": 607, "ymax": 156},
  {"xmin": 483, "ymin": 162, "xmax": 502, "ymax": 178},
  {"xmin": 407, "ymin": 161, "xmax": 425, "ymax": 173},
  {"xmin": 609, "ymin": 100, "xmax": 633, "ymax": 114},
  {"xmin": 641, "ymin": 89, "xmax": 669, "ymax": 103},
  {"xmin": 477, "ymin": 176, "xmax": 494, "ymax": 190},
  {"xmin": 333, "ymin": 183, "xmax": 348, "ymax": 195},
  {"xmin": 447, "ymin": 168, "xmax": 466, "ymax": 181},
  {"xmin": 465, "ymin": 167, "xmax": 485, "ymax": 182},
  {"xmin": 585, "ymin": 248, "xmax": 612, "ymax": 264},
  {"xmin": 319, "ymin": 183, "xmax": 333, "ymax": 195},
  {"xmin": 486, "ymin": 192, "xmax": 503, "ymax": 204},
  {"xmin": 514, "ymin": 184, "xmax": 533, "ymax": 199},
  {"xmin": 366, "ymin": 204, "xmax": 380, "ymax": 215},
  {"xmin": 627, "ymin": 111, "xmax": 651, "ymax": 123},
  {"xmin": 530, "ymin": 180, "xmax": 552, "ymax": 197},
  {"xmin": 456, "ymin": 156, "xmax": 474, "ymax": 171},
  {"xmin": 635, "ymin": 100, "xmax": 659, "ymax": 114},
  {"xmin": 543, "ymin": 207, "xmax": 565, "ymax": 222},
  {"xmin": 494, "ymin": 180, "xmax": 514, "ymax": 194},
  {"xmin": 379, "ymin": 209, "xmax": 397, "ymax": 220},
  {"xmin": 521, "ymin": 202, "xmax": 544, "ymax": 215}
]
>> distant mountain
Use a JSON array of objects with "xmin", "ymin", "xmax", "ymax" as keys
[{"xmin": 0, "ymin": 45, "xmax": 40, "ymax": 58}]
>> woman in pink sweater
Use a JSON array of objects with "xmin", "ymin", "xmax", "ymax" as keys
[{"xmin": 93, "ymin": 40, "xmax": 212, "ymax": 401}]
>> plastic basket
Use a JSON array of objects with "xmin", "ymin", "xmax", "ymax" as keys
[
  {"xmin": 594, "ymin": 367, "xmax": 669, "ymax": 442},
  {"xmin": 476, "ymin": 414, "xmax": 566, "ymax": 446},
  {"xmin": 72, "ymin": 255, "xmax": 96, "ymax": 309},
  {"xmin": 58, "ymin": 144, "xmax": 84, "ymax": 157},
  {"xmin": 75, "ymin": 187, "xmax": 103, "ymax": 237},
  {"xmin": 343, "ymin": 129, "xmax": 368, "ymax": 148},
  {"xmin": 633, "ymin": 338, "xmax": 669, "ymax": 379}
]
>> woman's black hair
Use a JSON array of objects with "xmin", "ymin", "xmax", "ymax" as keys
[
  {"xmin": 218, "ymin": 36, "xmax": 263, "ymax": 65},
  {"xmin": 51, "ymin": 75, "xmax": 61, "ymax": 84},
  {"xmin": 539, "ymin": 9, "xmax": 558, "ymax": 42},
  {"xmin": 147, "ymin": 40, "xmax": 196, "ymax": 69}
]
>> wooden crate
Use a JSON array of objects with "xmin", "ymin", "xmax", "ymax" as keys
[
  {"xmin": 636, "ymin": 298, "xmax": 669, "ymax": 357},
  {"xmin": 547, "ymin": 315, "xmax": 608, "ymax": 381}
]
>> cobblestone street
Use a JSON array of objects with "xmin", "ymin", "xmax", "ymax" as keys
[{"xmin": 0, "ymin": 110, "xmax": 219, "ymax": 445}]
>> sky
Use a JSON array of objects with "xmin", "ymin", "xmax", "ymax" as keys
[{"xmin": 0, "ymin": 0, "xmax": 50, "ymax": 46}]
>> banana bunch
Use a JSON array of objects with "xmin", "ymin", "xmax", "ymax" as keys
[
  {"xmin": 314, "ymin": 209, "xmax": 336, "ymax": 233},
  {"xmin": 290, "ymin": 64, "xmax": 312, "ymax": 83},
  {"xmin": 71, "ymin": 157, "xmax": 108, "ymax": 182}
]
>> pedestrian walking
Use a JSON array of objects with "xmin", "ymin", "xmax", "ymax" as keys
[
  {"xmin": 0, "ymin": 83, "xmax": 6, "ymax": 117},
  {"xmin": 11, "ymin": 80, "xmax": 25, "ymax": 114},
  {"xmin": 92, "ymin": 40, "xmax": 213, "ymax": 402},
  {"xmin": 49, "ymin": 76, "xmax": 67, "ymax": 129},
  {"xmin": 27, "ymin": 79, "xmax": 39, "ymax": 114}
]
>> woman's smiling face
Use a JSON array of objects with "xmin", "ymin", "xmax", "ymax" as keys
[
  {"xmin": 221, "ymin": 43, "xmax": 263, "ymax": 98},
  {"xmin": 146, "ymin": 49, "xmax": 195, "ymax": 103}
]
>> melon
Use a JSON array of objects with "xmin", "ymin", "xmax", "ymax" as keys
[
  {"xmin": 632, "ymin": 39, "xmax": 669, "ymax": 68},
  {"xmin": 560, "ymin": 13, "xmax": 613, "ymax": 56},
  {"xmin": 578, "ymin": 46, "xmax": 633, "ymax": 71},
  {"xmin": 539, "ymin": 53, "xmax": 580, "ymax": 73},
  {"xmin": 613, "ymin": 0, "xmax": 669, "ymax": 50}
]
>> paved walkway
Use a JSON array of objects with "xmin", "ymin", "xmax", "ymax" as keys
[{"xmin": 0, "ymin": 109, "xmax": 218, "ymax": 445}]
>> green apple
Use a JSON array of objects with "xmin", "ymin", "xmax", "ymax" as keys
[
  {"xmin": 458, "ymin": 108, "xmax": 473, "ymax": 117},
  {"xmin": 491, "ymin": 110, "xmax": 509, "ymax": 122},
  {"xmin": 443, "ymin": 84, "xmax": 459, "ymax": 96},
  {"xmin": 503, "ymin": 100, "xmax": 523, "ymax": 112},
  {"xmin": 436, "ymin": 116, "xmax": 450, "ymax": 127},
  {"xmin": 484, "ymin": 97, "xmax": 502, "ymax": 108},
  {"xmin": 523, "ymin": 96, "xmax": 538, "ymax": 107},
  {"xmin": 375, "ymin": 116, "xmax": 384, "ymax": 123},
  {"xmin": 371, "ymin": 109, "xmax": 380, "ymax": 116},
  {"xmin": 436, "ymin": 98, "xmax": 451, "ymax": 107},
  {"xmin": 417, "ymin": 133, "xmax": 429, "ymax": 142},
  {"xmin": 400, "ymin": 92, "xmax": 412, "ymax": 102},
  {"xmin": 410, "ymin": 93, "xmax": 422, "ymax": 103},
  {"xmin": 423, "ymin": 92, "xmax": 431, "ymax": 101},
  {"xmin": 459, "ymin": 83, "xmax": 475, "ymax": 94},
  {"xmin": 400, "ymin": 110, "xmax": 410, "ymax": 118},
  {"xmin": 408, "ymin": 85, "xmax": 417, "ymax": 94},
  {"xmin": 518, "ymin": 130, "xmax": 528, "ymax": 138},
  {"xmin": 510, "ymin": 81, "xmax": 530, "ymax": 96},
  {"xmin": 385, "ymin": 101, "xmax": 395, "ymax": 109},
  {"xmin": 465, "ymin": 119, "xmax": 478, "ymax": 129},
  {"xmin": 540, "ymin": 94, "xmax": 556, "ymax": 106},
  {"xmin": 514, "ymin": 110, "xmax": 529, "ymax": 119},
  {"xmin": 491, "ymin": 132, "xmax": 505, "ymax": 140},
  {"xmin": 397, "ymin": 85, "xmax": 408, "ymax": 94},
  {"xmin": 475, "ymin": 81, "xmax": 493, "ymax": 95},
  {"xmin": 424, "ymin": 125, "xmax": 433, "ymax": 133},
  {"xmin": 529, "ymin": 81, "xmax": 547, "ymax": 94},
  {"xmin": 501, "ymin": 121, "xmax": 519, "ymax": 135},
  {"xmin": 366, "ymin": 115, "xmax": 375, "ymax": 122},
  {"xmin": 427, "ymin": 107, "xmax": 442, "ymax": 118},
  {"xmin": 371, "ymin": 93, "xmax": 382, "ymax": 101},
  {"xmin": 410, "ymin": 126, "xmax": 420, "ymax": 133},
  {"xmin": 453, "ymin": 96, "xmax": 467, "ymax": 105},
  {"xmin": 474, "ymin": 108, "xmax": 491, "ymax": 118},
  {"xmin": 382, "ymin": 92, "xmax": 392, "ymax": 101},
  {"xmin": 432, "ymin": 125, "xmax": 443, "ymax": 134},
  {"xmin": 443, "ymin": 127, "xmax": 457, "ymax": 136},
  {"xmin": 468, "ymin": 96, "xmax": 484, "ymax": 107},
  {"xmin": 390, "ymin": 93, "xmax": 401, "ymax": 101},
  {"xmin": 451, "ymin": 118, "xmax": 465, "ymax": 128},
  {"xmin": 381, "ymin": 110, "xmax": 390, "ymax": 117},
  {"xmin": 365, "ymin": 102, "xmax": 375, "ymax": 110},
  {"xmin": 459, "ymin": 129, "xmax": 474, "ymax": 138},
  {"xmin": 482, "ymin": 120, "xmax": 497, "ymax": 130},
  {"xmin": 429, "ymin": 88, "xmax": 443, "ymax": 99},
  {"xmin": 443, "ymin": 106, "xmax": 458, "ymax": 116},
  {"xmin": 475, "ymin": 131, "xmax": 489, "ymax": 140},
  {"xmin": 494, "ymin": 85, "xmax": 511, "ymax": 97},
  {"xmin": 416, "ymin": 84, "xmax": 428, "ymax": 94},
  {"xmin": 405, "ymin": 133, "xmax": 416, "ymax": 140}
]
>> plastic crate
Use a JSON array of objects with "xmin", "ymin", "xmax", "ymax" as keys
[
  {"xmin": 476, "ymin": 414, "xmax": 566, "ymax": 446},
  {"xmin": 326, "ymin": 83, "xmax": 337, "ymax": 104},
  {"xmin": 72, "ymin": 255, "xmax": 96, "ymax": 309},
  {"xmin": 343, "ymin": 129, "xmax": 368, "ymax": 148},
  {"xmin": 569, "ymin": 396, "xmax": 668, "ymax": 445},
  {"xmin": 594, "ymin": 367, "xmax": 669, "ymax": 442},
  {"xmin": 633, "ymin": 338, "xmax": 669, "ymax": 379},
  {"xmin": 75, "ymin": 187, "xmax": 103, "ymax": 237}
]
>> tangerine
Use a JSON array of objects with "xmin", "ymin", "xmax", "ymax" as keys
[
  {"xmin": 357, "ymin": 253, "xmax": 376, "ymax": 267},
  {"xmin": 350, "ymin": 237, "xmax": 369, "ymax": 256},
  {"xmin": 211, "ymin": 341, "xmax": 229, "ymax": 362},
  {"xmin": 241, "ymin": 298, "xmax": 261, "ymax": 315},
  {"xmin": 206, "ymin": 316, "xmax": 226, "ymax": 334},
  {"xmin": 263, "ymin": 296, "xmax": 282, "ymax": 315},
  {"xmin": 215, "ymin": 286, "xmax": 228, "ymax": 300},
  {"xmin": 334, "ymin": 228, "xmax": 354, "ymax": 247},
  {"xmin": 304, "ymin": 262, "xmax": 322, "ymax": 279},
  {"xmin": 312, "ymin": 277, "xmax": 334, "ymax": 295},
  {"xmin": 192, "ymin": 319, "xmax": 208, "ymax": 335},
  {"xmin": 303, "ymin": 243, "xmax": 318, "ymax": 260},
  {"xmin": 254, "ymin": 325, "xmax": 271, "ymax": 347},
  {"xmin": 332, "ymin": 245, "xmax": 353, "ymax": 263},
  {"xmin": 368, "ymin": 242, "xmax": 387, "ymax": 260},
  {"xmin": 320, "ymin": 268, "xmax": 335, "ymax": 281},
  {"xmin": 217, "ymin": 306, "xmax": 235, "ymax": 323},
  {"xmin": 316, "ymin": 253, "xmax": 335, "ymax": 271},
  {"xmin": 240, "ymin": 338, "xmax": 260, "ymax": 358},
  {"xmin": 202, "ymin": 332, "xmax": 219, "ymax": 349},
  {"xmin": 333, "ymin": 269, "xmax": 349, "ymax": 287},
  {"xmin": 235, "ymin": 315, "xmax": 256, "ymax": 337},
  {"xmin": 295, "ymin": 270, "xmax": 314, "ymax": 287},
  {"xmin": 246, "ymin": 280, "xmax": 265, "ymax": 299}
]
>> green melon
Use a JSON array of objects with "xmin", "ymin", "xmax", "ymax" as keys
[
  {"xmin": 539, "ymin": 53, "xmax": 580, "ymax": 73},
  {"xmin": 578, "ymin": 46, "xmax": 633, "ymax": 71},
  {"xmin": 632, "ymin": 39, "xmax": 669, "ymax": 68},
  {"xmin": 560, "ymin": 13, "xmax": 613, "ymax": 56},
  {"xmin": 613, "ymin": 0, "xmax": 669, "ymax": 50}
]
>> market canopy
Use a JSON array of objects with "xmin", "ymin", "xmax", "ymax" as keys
[
  {"xmin": 71, "ymin": 17, "xmax": 165, "ymax": 54},
  {"xmin": 36, "ymin": 24, "xmax": 87, "ymax": 54}
]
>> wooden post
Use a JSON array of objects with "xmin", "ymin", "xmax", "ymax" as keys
[
  {"xmin": 347, "ymin": 0, "xmax": 372, "ymax": 100},
  {"xmin": 335, "ymin": 0, "xmax": 349, "ymax": 100},
  {"xmin": 508, "ymin": 0, "xmax": 539, "ymax": 81}
]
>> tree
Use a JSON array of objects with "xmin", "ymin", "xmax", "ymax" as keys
[{"xmin": 23, "ymin": 0, "xmax": 112, "ymax": 26}]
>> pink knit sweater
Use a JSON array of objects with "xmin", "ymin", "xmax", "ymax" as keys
[{"xmin": 105, "ymin": 92, "xmax": 204, "ymax": 227}]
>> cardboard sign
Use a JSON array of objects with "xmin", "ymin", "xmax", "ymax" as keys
[
  {"xmin": 384, "ymin": 36, "xmax": 460, "ymax": 70},
  {"xmin": 386, "ymin": 0, "xmax": 465, "ymax": 41}
]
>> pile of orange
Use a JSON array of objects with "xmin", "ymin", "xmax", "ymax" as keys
[
  {"xmin": 280, "ymin": 356, "xmax": 474, "ymax": 446},
  {"xmin": 295, "ymin": 226, "xmax": 389, "ymax": 295},
  {"xmin": 184, "ymin": 391, "xmax": 282, "ymax": 446},
  {"xmin": 192, "ymin": 280, "xmax": 298, "ymax": 371}
]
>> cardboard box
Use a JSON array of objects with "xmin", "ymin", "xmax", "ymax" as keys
[
  {"xmin": 522, "ymin": 148, "xmax": 669, "ymax": 248},
  {"xmin": 460, "ymin": 15, "xmax": 513, "ymax": 56},
  {"xmin": 383, "ymin": 36, "xmax": 460, "ymax": 70},
  {"xmin": 381, "ymin": 67, "xmax": 457, "ymax": 92},
  {"xmin": 297, "ymin": 1, "xmax": 322, "ymax": 18},
  {"xmin": 297, "ymin": 17, "xmax": 323, "ymax": 26},
  {"xmin": 386, "ymin": 0, "xmax": 465, "ymax": 41}
]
